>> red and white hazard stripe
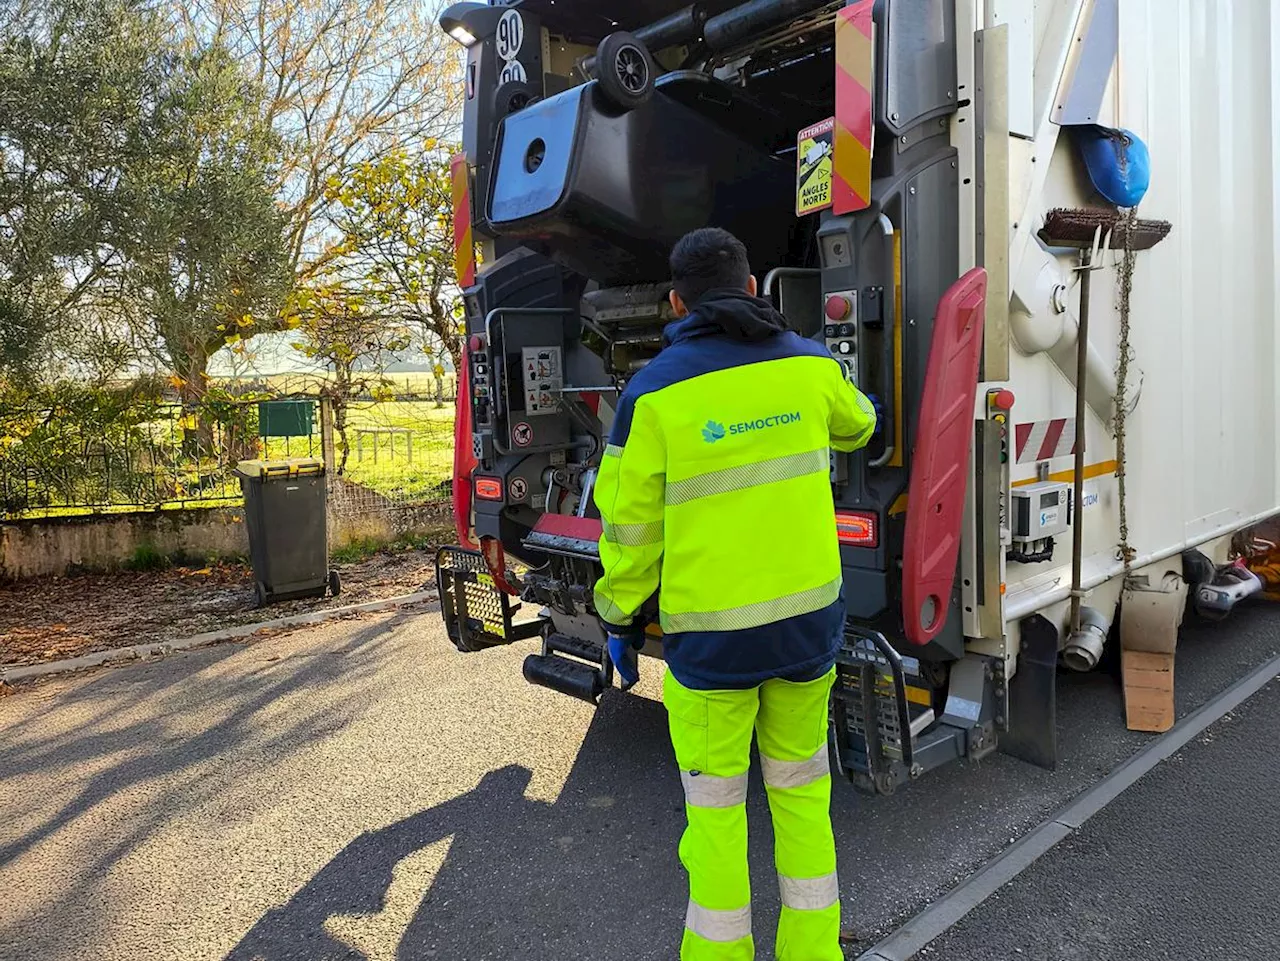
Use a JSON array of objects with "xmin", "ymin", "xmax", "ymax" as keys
[{"xmin": 1015, "ymin": 419, "xmax": 1077, "ymax": 464}]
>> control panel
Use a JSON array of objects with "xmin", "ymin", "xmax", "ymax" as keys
[
  {"xmin": 490, "ymin": 310, "xmax": 572, "ymax": 455},
  {"xmin": 468, "ymin": 334, "xmax": 494, "ymax": 460},
  {"xmin": 522, "ymin": 346, "xmax": 563, "ymax": 415},
  {"xmin": 825, "ymin": 291, "xmax": 858, "ymax": 486},
  {"xmin": 823, "ymin": 291, "xmax": 859, "ymax": 382}
]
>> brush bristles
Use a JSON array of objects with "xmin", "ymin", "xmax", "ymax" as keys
[{"xmin": 1040, "ymin": 207, "xmax": 1172, "ymax": 251}]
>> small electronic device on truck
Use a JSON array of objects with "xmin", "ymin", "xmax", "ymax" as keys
[{"xmin": 434, "ymin": 0, "xmax": 1280, "ymax": 793}]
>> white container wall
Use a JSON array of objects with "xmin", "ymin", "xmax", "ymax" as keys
[{"xmin": 1000, "ymin": 0, "xmax": 1280, "ymax": 619}]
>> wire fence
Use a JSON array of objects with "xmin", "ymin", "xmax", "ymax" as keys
[
  {"xmin": 0, "ymin": 394, "xmax": 456, "ymax": 524},
  {"xmin": 330, "ymin": 396, "xmax": 455, "ymax": 524}
]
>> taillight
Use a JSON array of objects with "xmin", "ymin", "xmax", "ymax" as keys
[
  {"xmin": 835, "ymin": 510, "xmax": 879, "ymax": 548},
  {"xmin": 475, "ymin": 476, "xmax": 503, "ymax": 500}
]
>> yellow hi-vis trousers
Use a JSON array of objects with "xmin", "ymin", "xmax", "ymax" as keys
[{"xmin": 663, "ymin": 667, "xmax": 842, "ymax": 961}]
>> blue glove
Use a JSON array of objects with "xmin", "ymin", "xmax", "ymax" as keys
[
  {"xmin": 866, "ymin": 393, "xmax": 886, "ymax": 437},
  {"xmin": 607, "ymin": 633, "xmax": 642, "ymax": 691}
]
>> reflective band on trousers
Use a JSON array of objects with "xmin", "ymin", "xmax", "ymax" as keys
[
  {"xmin": 686, "ymin": 900, "xmax": 753, "ymax": 942},
  {"xmin": 760, "ymin": 743, "xmax": 830, "ymax": 790},
  {"xmin": 778, "ymin": 871, "xmax": 840, "ymax": 911},
  {"xmin": 680, "ymin": 770, "xmax": 749, "ymax": 808}
]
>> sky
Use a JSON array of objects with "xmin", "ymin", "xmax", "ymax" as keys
[{"xmin": 207, "ymin": 331, "xmax": 450, "ymax": 378}]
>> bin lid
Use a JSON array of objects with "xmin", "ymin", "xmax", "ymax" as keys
[{"xmin": 234, "ymin": 458, "xmax": 325, "ymax": 480}]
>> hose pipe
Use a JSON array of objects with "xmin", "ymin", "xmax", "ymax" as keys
[
  {"xmin": 703, "ymin": 0, "xmax": 835, "ymax": 51},
  {"xmin": 1063, "ymin": 605, "xmax": 1111, "ymax": 672}
]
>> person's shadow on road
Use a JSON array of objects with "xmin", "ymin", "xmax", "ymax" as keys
[{"xmin": 226, "ymin": 690, "xmax": 703, "ymax": 961}]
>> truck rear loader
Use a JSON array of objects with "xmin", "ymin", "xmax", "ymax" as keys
[{"xmin": 433, "ymin": 0, "xmax": 1280, "ymax": 794}]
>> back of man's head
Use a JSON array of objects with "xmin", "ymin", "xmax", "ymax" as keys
[{"xmin": 669, "ymin": 228, "xmax": 752, "ymax": 307}]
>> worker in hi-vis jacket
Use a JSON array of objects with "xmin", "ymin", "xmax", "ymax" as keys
[{"xmin": 593, "ymin": 228, "xmax": 879, "ymax": 960}]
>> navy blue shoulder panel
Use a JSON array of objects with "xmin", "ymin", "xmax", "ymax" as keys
[{"xmin": 607, "ymin": 329, "xmax": 835, "ymax": 447}]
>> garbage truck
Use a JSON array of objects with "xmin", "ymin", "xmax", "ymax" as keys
[{"xmin": 433, "ymin": 0, "xmax": 1280, "ymax": 794}]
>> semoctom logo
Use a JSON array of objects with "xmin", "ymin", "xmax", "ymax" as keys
[{"xmin": 702, "ymin": 412, "xmax": 801, "ymax": 443}]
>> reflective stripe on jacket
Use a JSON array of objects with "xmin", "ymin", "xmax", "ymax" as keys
[{"xmin": 593, "ymin": 309, "xmax": 877, "ymax": 690}]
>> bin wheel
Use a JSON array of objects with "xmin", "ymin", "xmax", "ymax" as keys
[
  {"xmin": 595, "ymin": 31, "xmax": 655, "ymax": 110},
  {"xmin": 493, "ymin": 80, "xmax": 539, "ymax": 120},
  {"xmin": 328, "ymin": 569, "xmax": 342, "ymax": 598},
  {"xmin": 254, "ymin": 581, "xmax": 268, "ymax": 607}
]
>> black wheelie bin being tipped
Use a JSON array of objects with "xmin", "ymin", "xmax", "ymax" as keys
[{"xmin": 235, "ymin": 458, "xmax": 341, "ymax": 606}]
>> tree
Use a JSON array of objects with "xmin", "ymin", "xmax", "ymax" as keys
[
  {"xmin": 0, "ymin": 0, "xmax": 166, "ymax": 382},
  {"xmin": 327, "ymin": 147, "xmax": 464, "ymax": 378},
  {"xmin": 0, "ymin": 0, "xmax": 292, "ymax": 400},
  {"xmin": 0, "ymin": 373, "xmax": 169, "ymax": 515},
  {"xmin": 177, "ymin": 0, "xmax": 461, "ymax": 277},
  {"xmin": 290, "ymin": 281, "xmax": 411, "ymax": 472},
  {"xmin": 123, "ymin": 43, "xmax": 292, "ymax": 447}
]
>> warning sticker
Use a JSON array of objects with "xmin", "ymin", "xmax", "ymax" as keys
[{"xmin": 796, "ymin": 118, "xmax": 835, "ymax": 216}]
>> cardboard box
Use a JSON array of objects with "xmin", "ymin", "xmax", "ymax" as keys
[
  {"xmin": 1119, "ymin": 570, "xmax": 1187, "ymax": 654},
  {"xmin": 1119, "ymin": 569, "xmax": 1186, "ymax": 732},
  {"xmin": 1122, "ymin": 648, "xmax": 1176, "ymax": 732}
]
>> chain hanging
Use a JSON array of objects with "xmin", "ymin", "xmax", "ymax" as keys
[{"xmin": 1114, "ymin": 211, "xmax": 1138, "ymax": 573}]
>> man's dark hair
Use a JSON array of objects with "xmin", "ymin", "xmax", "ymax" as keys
[{"xmin": 669, "ymin": 228, "xmax": 751, "ymax": 305}]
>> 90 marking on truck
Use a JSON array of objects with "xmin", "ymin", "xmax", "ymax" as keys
[
  {"xmin": 500, "ymin": 60, "xmax": 527, "ymax": 84},
  {"xmin": 496, "ymin": 9, "xmax": 524, "ymax": 62}
]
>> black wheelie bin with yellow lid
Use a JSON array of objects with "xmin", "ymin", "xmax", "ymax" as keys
[{"xmin": 235, "ymin": 458, "xmax": 341, "ymax": 606}]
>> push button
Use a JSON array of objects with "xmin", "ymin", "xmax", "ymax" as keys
[{"xmin": 825, "ymin": 295, "xmax": 852, "ymax": 322}]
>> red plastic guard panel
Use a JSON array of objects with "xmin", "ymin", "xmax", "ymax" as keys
[
  {"xmin": 452, "ymin": 356, "xmax": 479, "ymax": 550},
  {"xmin": 901, "ymin": 267, "xmax": 988, "ymax": 645}
]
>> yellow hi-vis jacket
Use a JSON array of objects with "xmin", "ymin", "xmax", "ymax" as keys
[{"xmin": 593, "ymin": 294, "xmax": 878, "ymax": 690}]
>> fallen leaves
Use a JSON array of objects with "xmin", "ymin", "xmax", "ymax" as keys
[{"xmin": 0, "ymin": 551, "xmax": 439, "ymax": 668}]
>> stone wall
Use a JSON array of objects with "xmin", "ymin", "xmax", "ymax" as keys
[
  {"xmin": 0, "ymin": 500, "xmax": 453, "ymax": 580},
  {"xmin": 0, "ymin": 508, "xmax": 250, "ymax": 580}
]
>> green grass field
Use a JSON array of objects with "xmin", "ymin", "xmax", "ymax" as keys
[
  {"xmin": 339, "ymin": 401, "xmax": 455, "ymax": 501},
  {"xmin": 3, "ymin": 355, "xmax": 464, "ymax": 518},
  {"xmin": 258, "ymin": 371, "xmax": 458, "ymax": 399},
  {"xmin": 4, "ymin": 396, "xmax": 459, "ymax": 519}
]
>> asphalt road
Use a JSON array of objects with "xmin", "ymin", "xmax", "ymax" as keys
[
  {"xmin": 924, "ymin": 677, "xmax": 1280, "ymax": 961},
  {"xmin": 1, "ymin": 601, "xmax": 1278, "ymax": 961}
]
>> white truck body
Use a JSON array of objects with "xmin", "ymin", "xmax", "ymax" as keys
[{"xmin": 953, "ymin": 0, "xmax": 1279, "ymax": 657}]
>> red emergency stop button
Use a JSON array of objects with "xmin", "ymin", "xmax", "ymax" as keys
[
  {"xmin": 992, "ymin": 389, "xmax": 1015, "ymax": 411},
  {"xmin": 825, "ymin": 295, "xmax": 852, "ymax": 321},
  {"xmin": 469, "ymin": 335, "xmax": 484, "ymax": 353}
]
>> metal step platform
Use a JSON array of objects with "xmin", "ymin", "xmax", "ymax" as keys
[
  {"xmin": 831, "ymin": 627, "xmax": 988, "ymax": 795},
  {"xmin": 436, "ymin": 547, "xmax": 546, "ymax": 652},
  {"xmin": 436, "ymin": 545, "xmax": 613, "ymax": 704},
  {"xmin": 523, "ymin": 633, "xmax": 614, "ymax": 705}
]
